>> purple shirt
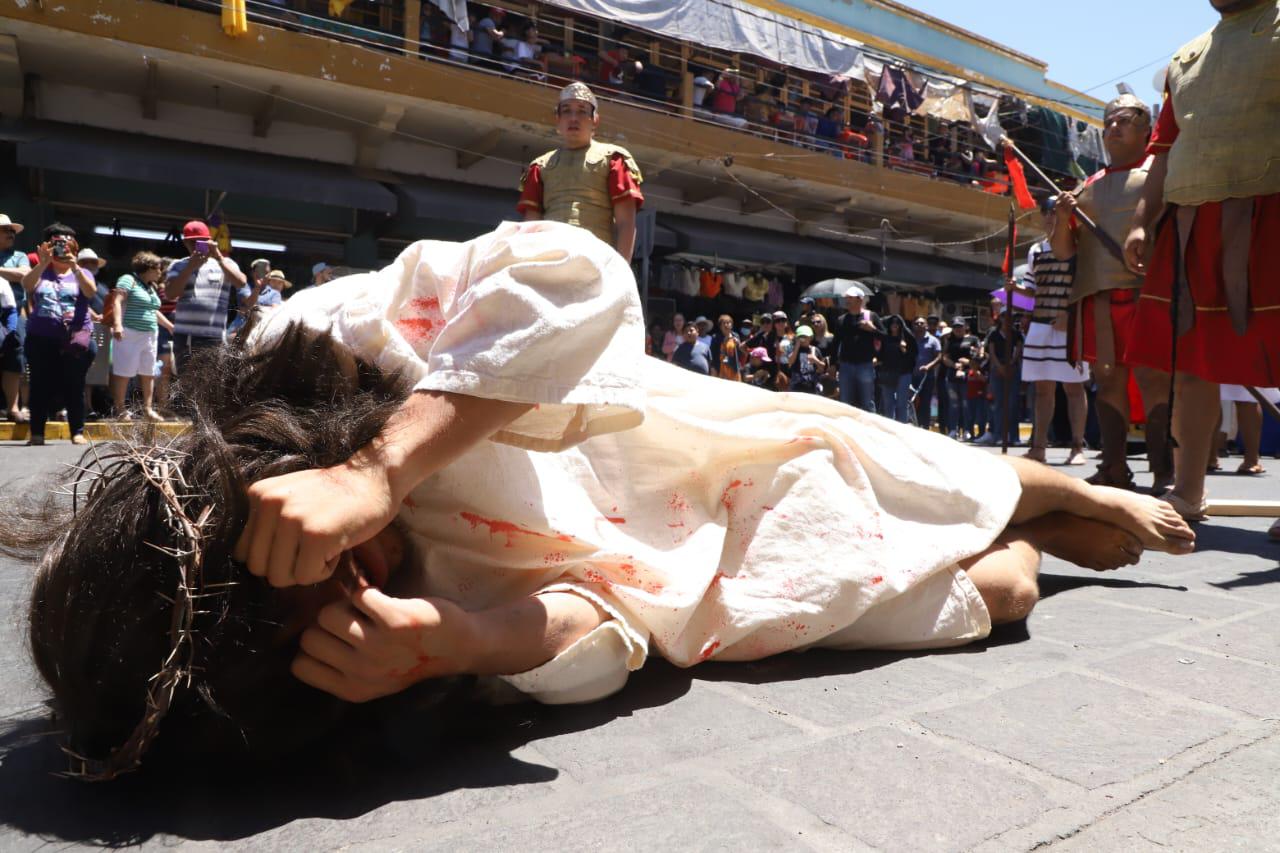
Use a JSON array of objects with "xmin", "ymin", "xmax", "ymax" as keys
[{"xmin": 28, "ymin": 266, "xmax": 93, "ymax": 339}]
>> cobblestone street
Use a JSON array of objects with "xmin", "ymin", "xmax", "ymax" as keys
[{"xmin": 1, "ymin": 442, "xmax": 1277, "ymax": 852}]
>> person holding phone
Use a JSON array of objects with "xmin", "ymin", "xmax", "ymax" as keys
[{"xmin": 164, "ymin": 220, "xmax": 246, "ymax": 371}]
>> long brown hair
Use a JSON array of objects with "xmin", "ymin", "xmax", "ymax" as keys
[{"xmin": 4, "ymin": 323, "xmax": 428, "ymax": 775}]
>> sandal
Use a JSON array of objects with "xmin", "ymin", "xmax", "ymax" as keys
[
  {"xmin": 1160, "ymin": 491, "xmax": 1208, "ymax": 523},
  {"xmin": 1023, "ymin": 446, "xmax": 1047, "ymax": 463},
  {"xmin": 1236, "ymin": 462, "xmax": 1266, "ymax": 475},
  {"xmin": 1085, "ymin": 465, "xmax": 1136, "ymax": 490},
  {"xmin": 1065, "ymin": 447, "xmax": 1087, "ymax": 466},
  {"xmin": 70, "ymin": 434, "xmax": 89, "ymax": 446}
]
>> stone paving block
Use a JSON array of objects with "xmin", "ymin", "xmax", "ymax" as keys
[
  {"xmin": 930, "ymin": 624, "xmax": 1081, "ymax": 679},
  {"xmin": 742, "ymin": 726, "xmax": 1055, "ymax": 852},
  {"xmin": 1180, "ymin": 611, "xmax": 1280, "ymax": 666},
  {"xmin": 414, "ymin": 779, "xmax": 812, "ymax": 853},
  {"xmin": 1048, "ymin": 733, "xmax": 1280, "ymax": 852},
  {"xmin": 1094, "ymin": 647, "xmax": 1280, "ymax": 719},
  {"xmin": 915, "ymin": 673, "xmax": 1233, "ymax": 789},
  {"xmin": 703, "ymin": 652, "xmax": 976, "ymax": 729},
  {"xmin": 524, "ymin": 679, "xmax": 798, "ymax": 783},
  {"xmin": 1026, "ymin": 594, "xmax": 1195, "ymax": 650}
]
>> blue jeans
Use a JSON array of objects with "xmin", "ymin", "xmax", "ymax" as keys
[
  {"xmin": 879, "ymin": 373, "xmax": 913, "ymax": 423},
  {"xmin": 945, "ymin": 379, "xmax": 968, "ymax": 435},
  {"xmin": 968, "ymin": 395, "xmax": 989, "ymax": 438},
  {"xmin": 989, "ymin": 371, "xmax": 1021, "ymax": 444},
  {"xmin": 838, "ymin": 361, "xmax": 877, "ymax": 413},
  {"xmin": 912, "ymin": 369, "xmax": 935, "ymax": 428}
]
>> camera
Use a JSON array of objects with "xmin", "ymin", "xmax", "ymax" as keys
[
  {"xmin": 50, "ymin": 236, "xmax": 71, "ymax": 260},
  {"xmin": 194, "ymin": 239, "xmax": 213, "ymax": 254}
]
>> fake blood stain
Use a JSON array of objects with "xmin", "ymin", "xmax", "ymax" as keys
[
  {"xmin": 719, "ymin": 478, "xmax": 754, "ymax": 511},
  {"xmin": 698, "ymin": 639, "xmax": 721, "ymax": 661},
  {"xmin": 396, "ymin": 297, "xmax": 444, "ymax": 344},
  {"xmin": 458, "ymin": 511, "xmax": 573, "ymax": 547}
]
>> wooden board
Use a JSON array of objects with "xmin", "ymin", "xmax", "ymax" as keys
[{"xmin": 1205, "ymin": 499, "xmax": 1280, "ymax": 518}]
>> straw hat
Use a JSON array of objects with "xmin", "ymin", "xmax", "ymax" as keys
[
  {"xmin": 75, "ymin": 248, "xmax": 107, "ymax": 271},
  {"xmin": 265, "ymin": 269, "xmax": 292, "ymax": 289},
  {"xmin": 0, "ymin": 214, "xmax": 24, "ymax": 235}
]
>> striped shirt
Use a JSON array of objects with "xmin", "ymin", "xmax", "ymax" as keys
[
  {"xmin": 1025, "ymin": 241, "xmax": 1074, "ymax": 325},
  {"xmin": 167, "ymin": 256, "xmax": 240, "ymax": 338},
  {"xmin": 113, "ymin": 274, "xmax": 162, "ymax": 332}
]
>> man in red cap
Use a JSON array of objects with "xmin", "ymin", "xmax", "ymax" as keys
[{"xmin": 165, "ymin": 219, "xmax": 246, "ymax": 370}]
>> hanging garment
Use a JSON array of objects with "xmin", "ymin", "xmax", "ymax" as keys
[{"xmin": 876, "ymin": 67, "xmax": 924, "ymax": 122}]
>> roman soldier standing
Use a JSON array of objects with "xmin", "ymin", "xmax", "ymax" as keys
[
  {"xmin": 1124, "ymin": 0, "xmax": 1280, "ymax": 522},
  {"xmin": 518, "ymin": 82, "xmax": 644, "ymax": 260},
  {"xmin": 1054, "ymin": 94, "xmax": 1173, "ymax": 492}
]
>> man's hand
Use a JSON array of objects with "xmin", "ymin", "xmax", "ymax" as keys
[
  {"xmin": 858, "ymin": 318, "xmax": 876, "ymax": 332},
  {"xmin": 112, "ymin": 326, "xmax": 124, "ymax": 341},
  {"xmin": 234, "ymin": 460, "xmax": 399, "ymax": 587},
  {"xmin": 292, "ymin": 588, "xmax": 480, "ymax": 703},
  {"xmin": 1123, "ymin": 225, "xmax": 1149, "ymax": 276}
]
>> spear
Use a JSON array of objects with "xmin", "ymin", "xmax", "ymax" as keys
[{"xmin": 1001, "ymin": 203, "xmax": 1016, "ymax": 456}]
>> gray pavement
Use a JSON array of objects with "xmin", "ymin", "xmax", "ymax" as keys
[{"xmin": 1, "ymin": 440, "xmax": 1278, "ymax": 852}]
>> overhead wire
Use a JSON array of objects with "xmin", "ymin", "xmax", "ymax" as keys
[
  {"xmin": 197, "ymin": 0, "xmax": 1097, "ymax": 168},
  {"xmin": 122, "ymin": 0, "xmax": 1049, "ymax": 256}
]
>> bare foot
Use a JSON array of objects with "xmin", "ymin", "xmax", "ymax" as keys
[
  {"xmin": 1020, "ymin": 513, "xmax": 1143, "ymax": 571},
  {"xmin": 1085, "ymin": 487, "xmax": 1196, "ymax": 554}
]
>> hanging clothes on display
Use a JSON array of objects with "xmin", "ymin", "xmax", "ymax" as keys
[{"xmin": 876, "ymin": 66, "xmax": 924, "ymax": 123}]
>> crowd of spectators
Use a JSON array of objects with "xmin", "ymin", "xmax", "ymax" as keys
[
  {"xmin": 0, "ymin": 213, "xmax": 334, "ymax": 445},
  {"xmin": 649, "ymin": 287, "xmax": 1031, "ymax": 446},
  {"xmin": 408, "ymin": 5, "xmax": 1030, "ymax": 193}
]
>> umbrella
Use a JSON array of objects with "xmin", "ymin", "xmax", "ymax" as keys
[
  {"xmin": 991, "ymin": 264, "xmax": 1034, "ymax": 312},
  {"xmin": 800, "ymin": 278, "xmax": 871, "ymax": 301}
]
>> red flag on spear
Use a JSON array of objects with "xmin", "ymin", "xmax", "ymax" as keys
[{"xmin": 1003, "ymin": 144, "xmax": 1037, "ymax": 211}]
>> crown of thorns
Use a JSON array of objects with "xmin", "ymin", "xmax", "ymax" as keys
[{"xmin": 57, "ymin": 441, "xmax": 219, "ymax": 782}]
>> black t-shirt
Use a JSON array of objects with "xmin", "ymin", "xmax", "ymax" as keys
[
  {"xmin": 834, "ymin": 310, "xmax": 885, "ymax": 364},
  {"xmin": 877, "ymin": 334, "xmax": 918, "ymax": 376},
  {"xmin": 945, "ymin": 334, "xmax": 978, "ymax": 381},
  {"xmin": 985, "ymin": 326, "xmax": 1024, "ymax": 364}
]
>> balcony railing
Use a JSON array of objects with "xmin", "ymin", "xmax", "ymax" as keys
[{"xmin": 167, "ymin": 0, "xmax": 1072, "ymax": 199}]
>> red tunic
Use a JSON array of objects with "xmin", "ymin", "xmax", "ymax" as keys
[
  {"xmin": 1125, "ymin": 90, "xmax": 1280, "ymax": 386},
  {"xmin": 516, "ymin": 155, "xmax": 645, "ymax": 215}
]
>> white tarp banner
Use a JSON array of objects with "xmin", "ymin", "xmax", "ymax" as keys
[{"xmin": 536, "ymin": 0, "xmax": 868, "ymax": 79}]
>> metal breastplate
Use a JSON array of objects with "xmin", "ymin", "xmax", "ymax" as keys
[
  {"xmin": 1165, "ymin": 2, "xmax": 1280, "ymax": 205},
  {"xmin": 1072, "ymin": 164, "xmax": 1150, "ymax": 300},
  {"xmin": 539, "ymin": 141, "xmax": 617, "ymax": 244}
]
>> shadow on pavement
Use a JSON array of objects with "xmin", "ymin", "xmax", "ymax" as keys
[
  {"xmin": 0, "ymin": 567, "xmax": 1224, "ymax": 847},
  {"xmin": 1193, "ymin": 521, "xmax": 1280, "ymax": 558},
  {"xmin": 0, "ymin": 660, "xmax": 706, "ymax": 846},
  {"xmin": 1038, "ymin": 572, "xmax": 1188, "ymax": 599},
  {"xmin": 1209, "ymin": 564, "xmax": 1280, "ymax": 591}
]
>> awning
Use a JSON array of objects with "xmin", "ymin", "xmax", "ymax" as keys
[
  {"xmin": 661, "ymin": 214, "xmax": 874, "ymax": 275},
  {"xmin": 537, "ymin": 0, "xmax": 867, "ymax": 80},
  {"xmin": 15, "ymin": 124, "xmax": 397, "ymax": 213},
  {"xmin": 395, "ymin": 179, "xmax": 516, "ymax": 229},
  {"xmin": 873, "ymin": 250, "xmax": 1001, "ymax": 292}
]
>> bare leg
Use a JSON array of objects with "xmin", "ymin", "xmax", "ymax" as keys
[
  {"xmin": 960, "ymin": 534, "xmax": 1041, "ymax": 625},
  {"xmin": 109, "ymin": 374, "xmax": 129, "ymax": 416},
  {"xmin": 1089, "ymin": 363, "xmax": 1133, "ymax": 487},
  {"xmin": 1167, "ymin": 372, "xmax": 1220, "ymax": 510},
  {"xmin": 138, "ymin": 375, "xmax": 159, "ymax": 420},
  {"xmin": 1236, "ymin": 402, "xmax": 1263, "ymax": 473},
  {"xmin": 1001, "ymin": 455, "xmax": 1194, "ymax": 553},
  {"xmin": 1134, "ymin": 366, "xmax": 1174, "ymax": 492},
  {"xmin": 157, "ymin": 355, "xmax": 175, "ymax": 413},
  {"xmin": 1064, "ymin": 382, "xmax": 1088, "ymax": 464},
  {"xmin": 2, "ymin": 370, "xmax": 20, "ymax": 418},
  {"xmin": 1027, "ymin": 380, "xmax": 1054, "ymax": 461}
]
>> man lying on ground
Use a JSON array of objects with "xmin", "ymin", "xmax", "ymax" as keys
[{"xmin": 10, "ymin": 221, "xmax": 1194, "ymax": 780}]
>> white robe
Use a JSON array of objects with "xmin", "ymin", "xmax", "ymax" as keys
[{"xmin": 250, "ymin": 222, "xmax": 1021, "ymax": 705}]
